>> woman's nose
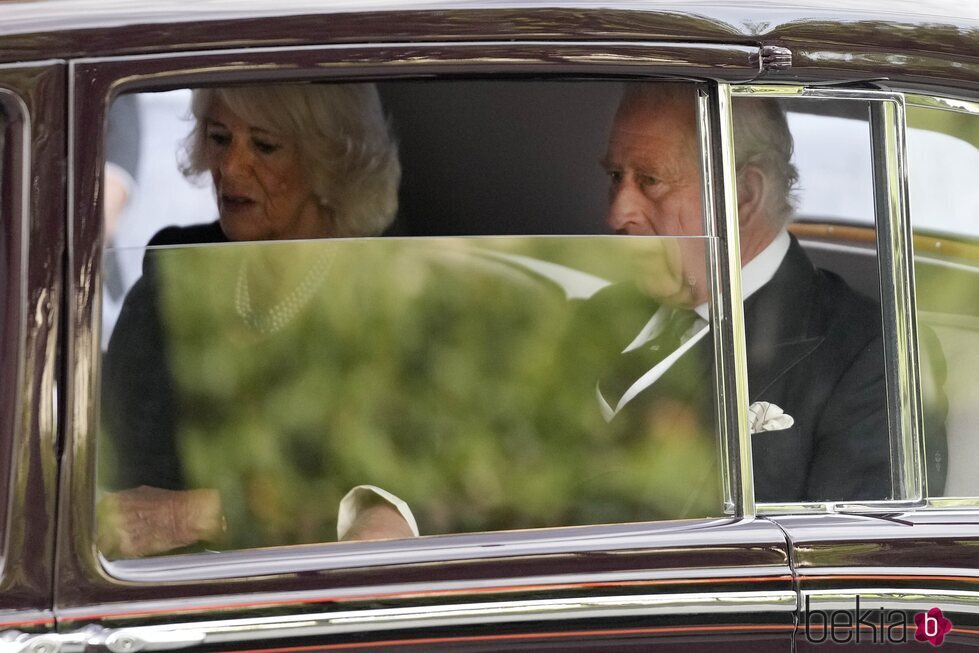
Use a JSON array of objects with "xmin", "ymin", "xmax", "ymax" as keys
[{"xmin": 219, "ymin": 140, "xmax": 252, "ymax": 177}]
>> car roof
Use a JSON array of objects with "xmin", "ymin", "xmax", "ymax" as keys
[{"xmin": 0, "ymin": 0, "xmax": 976, "ymax": 64}]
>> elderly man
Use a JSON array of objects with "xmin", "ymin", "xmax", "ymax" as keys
[{"xmin": 596, "ymin": 83, "xmax": 902, "ymax": 503}]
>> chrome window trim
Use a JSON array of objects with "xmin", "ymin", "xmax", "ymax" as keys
[
  {"xmin": 63, "ymin": 42, "xmax": 766, "ymax": 585},
  {"xmin": 869, "ymin": 96, "xmax": 921, "ymax": 502},
  {"xmin": 73, "ymin": 39, "xmax": 762, "ymax": 67},
  {"xmin": 0, "ymin": 85, "xmax": 30, "ymax": 576},
  {"xmin": 926, "ymin": 498, "xmax": 979, "ymax": 509},
  {"xmin": 62, "ymin": 564, "xmax": 794, "ymax": 616},
  {"xmin": 803, "ymin": 588, "xmax": 979, "ymax": 616},
  {"xmin": 698, "ymin": 83, "xmax": 753, "ymax": 517},
  {"xmin": 66, "ymin": 590, "xmax": 797, "ymax": 651},
  {"xmin": 96, "ymin": 515, "xmax": 778, "ymax": 583},
  {"xmin": 731, "ymin": 85, "xmax": 923, "ymax": 514},
  {"xmin": 799, "ymin": 565, "xmax": 979, "ymax": 578},
  {"xmin": 905, "ymin": 95, "xmax": 979, "ymax": 116},
  {"xmin": 758, "ymin": 501, "xmax": 924, "ymax": 515}
]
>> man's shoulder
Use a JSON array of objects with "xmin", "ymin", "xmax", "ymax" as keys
[
  {"xmin": 147, "ymin": 221, "xmax": 227, "ymax": 248},
  {"xmin": 810, "ymin": 263, "xmax": 881, "ymax": 346},
  {"xmin": 774, "ymin": 236, "xmax": 880, "ymax": 344}
]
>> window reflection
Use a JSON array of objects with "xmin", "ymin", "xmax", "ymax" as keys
[
  {"xmin": 98, "ymin": 236, "xmax": 722, "ymax": 557},
  {"xmin": 908, "ymin": 101, "xmax": 979, "ymax": 498},
  {"xmin": 739, "ymin": 96, "xmax": 892, "ymax": 504},
  {"xmin": 94, "ymin": 81, "xmax": 921, "ymax": 558}
]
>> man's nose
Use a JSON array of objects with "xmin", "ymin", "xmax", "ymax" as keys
[{"xmin": 606, "ymin": 179, "xmax": 650, "ymax": 235}]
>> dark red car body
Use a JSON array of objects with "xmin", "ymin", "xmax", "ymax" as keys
[{"xmin": 1, "ymin": 1, "xmax": 977, "ymax": 650}]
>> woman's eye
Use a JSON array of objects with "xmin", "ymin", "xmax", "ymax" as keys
[
  {"xmin": 207, "ymin": 131, "xmax": 230, "ymax": 147},
  {"xmin": 254, "ymin": 140, "xmax": 281, "ymax": 155}
]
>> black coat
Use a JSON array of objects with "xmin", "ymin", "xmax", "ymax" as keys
[
  {"xmin": 592, "ymin": 237, "xmax": 946, "ymax": 503},
  {"xmin": 744, "ymin": 238, "xmax": 890, "ymax": 502},
  {"xmin": 102, "ymin": 222, "xmax": 228, "ymax": 490}
]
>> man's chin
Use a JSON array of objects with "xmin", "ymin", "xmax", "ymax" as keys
[{"xmin": 635, "ymin": 278, "xmax": 698, "ymax": 308}]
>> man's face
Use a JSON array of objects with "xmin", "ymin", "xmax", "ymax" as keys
[
  {"xmin": 602, "ymin": 92, "xmax": 707, "ymax": 306},
  {"xmin": 602, "ymin": 94, "xmax": 703, "ymax": 238}
]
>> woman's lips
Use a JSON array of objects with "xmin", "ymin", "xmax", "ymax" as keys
[{"xmin": 220, "ymin": 193, "xmax": 256, "ymax": 213}]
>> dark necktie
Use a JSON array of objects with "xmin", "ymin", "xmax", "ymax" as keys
[{"xmin": 598, "ymin": 308, "xmax": 699, "ymax": 414}]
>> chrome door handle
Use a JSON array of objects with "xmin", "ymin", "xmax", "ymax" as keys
[
  {"xmin": 0, "ymin": 628, "xmax": 93, "ymax": 653},
  {"xmin": 0, "ymin": 626, "xmax": 203, "ymax": 653},
  {"xmin": 1, "ymin": 633, "xmax": 61, "ymax": 653},
  {"xmin": 101, "ymin": 629, "xmax": 205, "ymax": 653}
]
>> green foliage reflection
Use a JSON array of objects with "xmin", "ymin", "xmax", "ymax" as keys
[{"xmin": 108, "ymin": 236, "xmax": 721, "ymax": 549}]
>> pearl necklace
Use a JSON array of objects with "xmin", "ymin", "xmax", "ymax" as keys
[{"xmin": 234, "ymin": 248, "xmax": 335, "ymax": 336}]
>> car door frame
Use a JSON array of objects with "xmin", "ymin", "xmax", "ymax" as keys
[
  {"xmin": 772, "ymin": 89, "xmax": 979, "ymax": 649},
  {"xmin": 46, "ymin": 37, "xmax": 804, "ymax": 651},
  {"xmin": 0, "ymin": 60, "xmax": 66, "ymax": 635}
]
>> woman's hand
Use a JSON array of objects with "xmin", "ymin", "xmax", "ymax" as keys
[
  {"xmin": 337, "ymin": 485, "xmax": 419, "ymax": 542},
  {"xmin": 339, "ymin": 502, "xmax": 418, "ymax": 542},
  {"xmin": 97, "ymin": 486, "xmax": 224, "ymax": 558}
]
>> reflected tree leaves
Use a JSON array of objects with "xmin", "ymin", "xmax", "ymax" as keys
[{"xmin": 117, "ymin": 236, "xmax": 720, "ymax": 549}]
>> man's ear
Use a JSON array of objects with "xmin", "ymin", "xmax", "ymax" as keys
[{"xmin": 736, "ymin": 164, "xmax": 768, "ymax": 230}]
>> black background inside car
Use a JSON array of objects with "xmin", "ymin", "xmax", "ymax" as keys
[{"xmin": 380, "ymin": 81, "xmax": 620, "ymax": 237}]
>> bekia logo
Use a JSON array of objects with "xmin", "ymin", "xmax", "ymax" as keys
[
  {"xmin": 915, "ymin": 607, "xmax": 953, "ymax": 647},
  {"xmin": 805, "ymin": 596, "xmax": 953, "ymax": 646}
]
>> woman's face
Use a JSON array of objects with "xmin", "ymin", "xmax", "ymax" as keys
[{"xmin": 204, "ymin": 98, "xmax": 329, "ymax": 241}]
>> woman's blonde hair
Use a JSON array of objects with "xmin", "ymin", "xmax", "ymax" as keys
[{"xmin": 181, "ymin": 83, "xmax": 400, "ymax": 237}]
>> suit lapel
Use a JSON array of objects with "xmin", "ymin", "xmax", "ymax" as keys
[
  {"xmin": 592, "ymin": 236, "xmax": 830, "ymax": 416},
  {"xmin": 744, "ymin": 237, "xmax": 826, "ymax": 398}
]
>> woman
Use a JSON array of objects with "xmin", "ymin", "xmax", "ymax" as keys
[
  {"xmin": 100, "ymin": 84, "xmax": 409, "ymax": 557},
  {"xmin": 180, "ymin": 83, "xmax": 399, "ymax": 242}
]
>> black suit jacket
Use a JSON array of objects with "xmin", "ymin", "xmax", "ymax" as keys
[
  {"xmin": 592, "ymin": 237, "xmax": 945, "ymax": 503},
  {"xmin": 743, "ymin": 238, "xmax": 889, "ymax": 502}
]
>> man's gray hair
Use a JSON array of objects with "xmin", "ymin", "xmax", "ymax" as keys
[
  {"xmin": 731, "ymin": 96, "xmax": 799, "ymax": 226},
  {"xmin": 181, "ymin": 83, "xmax": 400, "ymax": 237},
  {"xmin": 620, "ymin": 83, "xmax": 798, "ymax": 227}
]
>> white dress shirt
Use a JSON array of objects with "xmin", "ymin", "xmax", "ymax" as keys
[{"xmin": 598, "ymin": 230, "xmax": 791, "ymax": 421}]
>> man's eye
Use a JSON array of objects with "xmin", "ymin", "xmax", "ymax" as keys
[
  {"xmin": 639, "ymin": 175, "xmax": 658, "ymax": 187},
  {"xmin": 607, "ymin": 170, "xmax": 623, "ymax": 183},
  {"xmin": 254, "ymin": 140, "xmax": 281, "ymax": 155}
]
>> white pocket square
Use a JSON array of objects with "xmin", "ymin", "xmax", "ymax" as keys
[{"xmin": 748, "ymin": 401, "xmax": 794, "ymax": 433}]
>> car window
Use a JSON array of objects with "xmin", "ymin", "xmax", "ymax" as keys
[
  {"xmin": 97, "ymin": 82, "xmax": 732, "ymax": 559},
  {"xmin": 791, "ymin": 99, "xmax": 976, "ymax": 240},
  {"xmin": 96, "ymin": 82, "xmax": 912, "ymax": 559},
  {"xmin": 789, "ymin": 110, "xmax": 875, "ymax": 226},
  {"xmin": 906, "ymin": 96, "xmax": 979, "ymax": 499},
  {"xmin": 735, "ymin": 95, "xmax": 893, "ymax": 506}
]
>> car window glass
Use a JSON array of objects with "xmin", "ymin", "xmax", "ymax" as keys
[
  {"xmin": 738, "ymin": 96, "xmax": 894, "ymax": 504},
  {"xmin": 906, "ymin": 98, "xmax": 979, "ymax": 499},
  {"xmin": 789, "ymin": 101, "xmax": 976, "ymax": 240},
  {"xmin": 97, "ymin": 82, "xmax": 734, "ymax": 559},
  {"xmin": 789, "ymin": 110, "xmax": 875, "ymax": 226}
]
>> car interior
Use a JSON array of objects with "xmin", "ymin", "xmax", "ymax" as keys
[{"xmin": 100, "ymin": 80, "xmax": 977, "ymax": 550}]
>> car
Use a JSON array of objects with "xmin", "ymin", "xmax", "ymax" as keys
[{"xmin": 0, "ymin": 1, "xmax": 977, "ymax": 651}]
